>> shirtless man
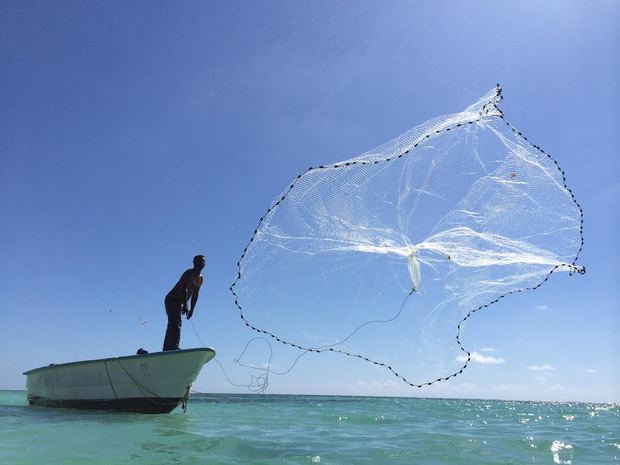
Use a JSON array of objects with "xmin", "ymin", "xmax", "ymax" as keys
[{"xmin": 163, "ymin": 255, "xmax": 205, "ymax": 351}]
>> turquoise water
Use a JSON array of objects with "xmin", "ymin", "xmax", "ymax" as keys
[{"xmin": 0, "ymin": 391, "xmax": 618, "ymax": 465}]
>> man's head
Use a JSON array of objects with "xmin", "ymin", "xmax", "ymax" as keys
[{"xmin": 193, "ymin": 255, "xmax": 206, "ymax": 271}]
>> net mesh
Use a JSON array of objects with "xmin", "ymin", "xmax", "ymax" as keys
[{"xmin": 229, "ymin": 86, "xmax": 584, "ymax": 389}]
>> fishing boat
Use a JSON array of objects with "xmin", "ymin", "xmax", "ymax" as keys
[{"xmin": 23, "ymin": 347, "xmax": 215, "ymax": 414}]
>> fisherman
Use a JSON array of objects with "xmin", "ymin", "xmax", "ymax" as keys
[{"xmin": 163, "ymin": 255, "xmax": 205, "ymax": 351}]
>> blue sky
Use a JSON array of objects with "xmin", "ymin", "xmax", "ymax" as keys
[{"xmin": 0, "ymin": 1, "xmax": 618, "ymax": 402}]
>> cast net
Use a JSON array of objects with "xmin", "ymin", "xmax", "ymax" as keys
[{"xmin": 229, "ymin": 86, "xmax": 584, "ymax": 390}]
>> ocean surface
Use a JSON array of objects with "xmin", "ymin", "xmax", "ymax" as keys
[{"xmin": 0, "ymin": 391, "xmax": 618, "ymax": 465}]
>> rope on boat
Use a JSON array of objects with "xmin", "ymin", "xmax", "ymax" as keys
[
  {"xmin": 103, "ymin": 360, "xmax": 120, "ymax": 400},
  {"xmin": 114, "ymin": 358, "xmax": 192, "ymax": 412}
]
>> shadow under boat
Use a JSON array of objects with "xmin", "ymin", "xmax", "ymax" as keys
[{"xmin": 23, "ymin": 347, "xmax": 215, "ymax": 414}]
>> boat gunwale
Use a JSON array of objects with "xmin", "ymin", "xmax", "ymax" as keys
[{"xmin": 23, "ymin": 347, "xmax": 216, "ymax": 375}]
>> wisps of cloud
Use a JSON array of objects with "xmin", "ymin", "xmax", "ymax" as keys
[
  {"xmin": 585, "ymin": 368, "xmax": 597, "ymax": 374},
  {"xmin": 480, "ymin": 347, "xmax": 497, "ymax": 353},
  {"xmin": 535, "ymin": 304, "xmax": 548, "ymax": 311},
  {"xmin": 456, "ymin": 351, "xmax": 505, "ymax": 365},
  {"xmin": 528, "ymin": 364, "xmax": 554, "ymax": 372},
  {"xmin": 528, "ymin": 364, "xmax": 554, "ymax": 385},
  {"xmin": 355, "ymin": 379, "xmax": 397, "ymax": 388}
]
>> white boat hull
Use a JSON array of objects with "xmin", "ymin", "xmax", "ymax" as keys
[{"xmin": 24, "ymin": 348, "xmax": 215, "ymax": 413}]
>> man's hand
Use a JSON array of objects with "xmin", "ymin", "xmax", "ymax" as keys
[
  {"xmin": 181, "ymin": 303, "xmax": 189, "ymax": 316},
  {"xmin": 187, "ymin": 309, "xmax": 194, "ymax": 320}
]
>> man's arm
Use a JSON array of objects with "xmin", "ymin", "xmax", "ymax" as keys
[
  {"xmin": 180, "ymin": 270, "xmax": 193, "ymax": 301},
  {"xmin": 177, "ymin": 270, "xmax": 193, "ymax": 314},
  {"xmin": 187, "ymin": 286, "xmax": 199, "ymax": 319}
]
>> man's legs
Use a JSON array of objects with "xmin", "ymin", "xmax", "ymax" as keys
[{"xmin": 163, "ymin": 296, "xmax": 183, "ymax": 351}]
